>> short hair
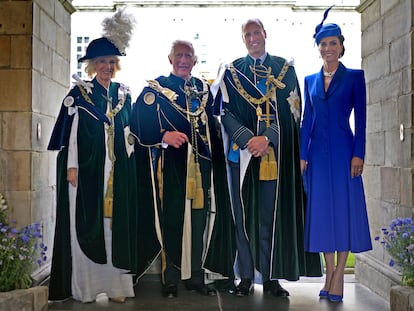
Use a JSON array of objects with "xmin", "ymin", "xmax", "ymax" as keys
[
  {"xmin": 168, "ymin": 40, "xmax": 197, "ymax": 62},
  {"xmin": 241, "ymin": 18, "xmax": 265, "ymax": 33},
  {"xmin": 84, "ymin": 56, "xmax": 121, "ymax": 78}
]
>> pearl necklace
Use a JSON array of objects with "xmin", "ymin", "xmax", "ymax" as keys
[{"xmin": 323, "ymin": 68, "xmax": 337, "ymax": 77}]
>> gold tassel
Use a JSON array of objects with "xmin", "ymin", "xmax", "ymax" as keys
[
  {"xmin": 259, "ymin": 147, "xmax": 278, "ymax": 181},
  {"xmin": 104, "ymin": 167, "xmax": 114, "ymax": 228},
  {"xmin": 186, "ymin": 154, "xmax": 196, "ymax": 199},
  {"xmin": 193, "ymin": 162, "xmax": 204, "ymax": 209}
]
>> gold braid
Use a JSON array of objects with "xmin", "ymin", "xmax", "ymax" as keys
[
  {"xmin": 102, "ymin": 87, "xmax": 127, "ymax": 225},
  {"xmin": 183, "ymin": 81, "xmax": 208, "ymax": 209},
  {"xmin": 230, "ymin": 61, "xmax": 290, "ymax": 181},
  {"xmin": 230, "ymin": 61, "xmax": 289, "ymax": 121}
]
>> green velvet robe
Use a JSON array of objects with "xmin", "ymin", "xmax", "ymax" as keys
[
  {"xmin": 130, "ymin": 74, "xmax": 235, "ymax": 280},
  {"xmin": 47, "ymin": 79, "xmax": 140, "ymax": 300},
  {"xmin": 216, "ymin": 55, "xmax": 322, "ymax": 281}
]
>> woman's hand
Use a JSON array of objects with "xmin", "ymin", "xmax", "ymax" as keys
[
  {"xmin": 67, "ymin": 167, "xmax": 78, "ymax": 187},
  {"xmin": 300, "ymin": 159, "xmax": 307, "ymax": 175},
  {"xmin": 351, "ymin": 156, "xmax": 364, "ymax": 178}
]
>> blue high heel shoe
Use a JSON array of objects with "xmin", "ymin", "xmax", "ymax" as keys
[
  {"xmin": 328, "ymin": 293, "xmax": 343, "ymax": 302},
  {"xmin": 319, "ymin": 290, "xmax": 329, "ymax": 298}
]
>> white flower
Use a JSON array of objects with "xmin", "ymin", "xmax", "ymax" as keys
[{"xmin": 287, "ymin": 88, "xmax": 301, "ymax": 122}]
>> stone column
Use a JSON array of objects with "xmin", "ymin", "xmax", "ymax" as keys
[
  {"xmin": 356, "ymin": 0, "xmax": 413, "ymax": 300},
  {"xmin": 0, "ymin": 0, "xmax": 74, "ymax": 281}
]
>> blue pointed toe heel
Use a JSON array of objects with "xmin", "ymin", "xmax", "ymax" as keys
[
  {"xmin": 319, "ymin": 290, "xmax": 329, "ymax": 298},
  {"xmin": 328, "ymin": 293, "xmax": 343, "ymax": 302}
]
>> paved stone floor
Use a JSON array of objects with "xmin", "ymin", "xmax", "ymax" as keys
[{"xmin": 48, "ymin": 274, "xmax": 390, "ymax": 311}]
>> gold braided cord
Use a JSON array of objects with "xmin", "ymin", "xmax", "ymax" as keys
[
  {"xmin": 183, "ymin": 80, "xmax": 207, "ymax": 209},
  {"xmin": 78, "ymin": 83, "xmax": 126, "ymax": 120},
  {"xmin": 147, "ymin": 79, "xmax": 208, "ymax": 118},
  {"xmin": 173, "ymin": 81, "xmax": 208, "ymax": 118},
  {"xmin": 229, "ymin": 61, "xmax": 289, "ymax": 106},
  {"xmin": 103, "ymin": 87, "xmax": 127, "ymax": 223},
  {"xmin": 229, "ymin": 61, "xmax": 289, "ymax": 181}
]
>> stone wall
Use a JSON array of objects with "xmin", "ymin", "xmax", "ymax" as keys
[
  {"xmin": 356, "ymin": 0, "xmax": 413, "ymax": 300},
  {"xmin": 0, "ymin": 286, "xmax": 48, "ymax": 311},
  {"xmin": 0, "ymin": 0, "xmax": 74, "ymax": 282}
]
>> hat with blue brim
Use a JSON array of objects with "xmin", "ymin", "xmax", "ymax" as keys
[{"xmin": 313, "ymin": 6, "xmax": 342, "ymax": 45}]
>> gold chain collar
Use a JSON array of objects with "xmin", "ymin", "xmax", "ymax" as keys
[
  {"xmin": 78, "ymin": 83, "xmax": 127, "ymax": 119},
  {"xmin": 229, "ymin": 61, "xmax": 289, "ymax": 106},
  {"xmin": 147, "ymin": 79, "xmax": 209, "ymax": 118}
]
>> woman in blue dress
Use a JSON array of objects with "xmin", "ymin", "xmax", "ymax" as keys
[{"xmin": 300, "ymin": 8, "xmax": 372, "ymax": 303}]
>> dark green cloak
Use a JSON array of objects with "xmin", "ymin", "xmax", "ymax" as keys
[
  {"xmin": 218, "ymin": 55, "xmax": 322, "ymax": 281},
  {"xmin": 130, "ymin": 74, "xmax": 235, "ymax": 279},
  {"xmin": 48, "ymin": 79, "xmax": 140, "ymax": 300}
]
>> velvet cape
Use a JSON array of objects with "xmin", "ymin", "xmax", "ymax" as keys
[
  {"xmin": 215, "ymin": 55, "xmax": 323, "ymax": 280},
  {"xmin": 129, "ymin": 74, "xmax": 235, "ymax": 279},
  {"xmin": 47, "ymin": 79, "xmax": 141, "ymax": 300}
]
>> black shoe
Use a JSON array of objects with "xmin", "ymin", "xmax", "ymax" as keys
[
  {"xmin": 235, "ymin": 279, "xmax": 253, "ymax": 297},
  {"xmin": 162, "ymin": 284, "xmax": 178, "ymax": 298},
  {"xmin": 184, "ymin": 283, "xmax": 217, "ymax": 296},
  {"xmin": 263, "ymin": 280, "xmax": 289, "ymax": 297},
  {"xmin": 214, "ymin": 278, "xmax": 236, "ymax": 294}
]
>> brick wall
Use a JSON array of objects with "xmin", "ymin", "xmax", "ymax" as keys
[
  {"xmin": 356, "ymin": 0, "xmax": 413, "ymax": 300},
  {"xmin": 0, "ymin": 0, "xmax": 74, "ymax": 282}
]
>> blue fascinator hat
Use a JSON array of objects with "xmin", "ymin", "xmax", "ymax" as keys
[{"xmin": 313, "ymin": 6, "xmax": 342, "ymax": 45}]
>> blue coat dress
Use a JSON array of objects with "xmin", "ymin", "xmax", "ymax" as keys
[{"xmin": 300, "ymin": 62, "xmax": 372, "ymax": 253}]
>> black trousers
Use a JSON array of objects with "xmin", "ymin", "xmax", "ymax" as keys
[{"xmin": 229, "ymin": 161, "xmax": 277, "ymax": 283}]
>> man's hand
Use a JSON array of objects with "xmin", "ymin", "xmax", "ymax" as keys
[
  {"xmin": 246, "ymin": 136, "xmax": 270, "ymax": 157},
  {"xmin": 162, "ymin": 131, "xmax": 189, "ymax": 148}
]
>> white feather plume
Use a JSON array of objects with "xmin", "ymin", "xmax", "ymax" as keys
[{"xmin": 101, "ymin": 7, "xmax": 136, "ymax": 55}]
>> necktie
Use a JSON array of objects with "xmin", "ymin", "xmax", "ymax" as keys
[{"xmin": 254, "ymin": 59, "xmax": 266, "ymax": 93}]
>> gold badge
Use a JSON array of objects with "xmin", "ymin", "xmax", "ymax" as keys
[{"xmin": 143, "ymin": 92, "xmax": 155, "ymax": 105}]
